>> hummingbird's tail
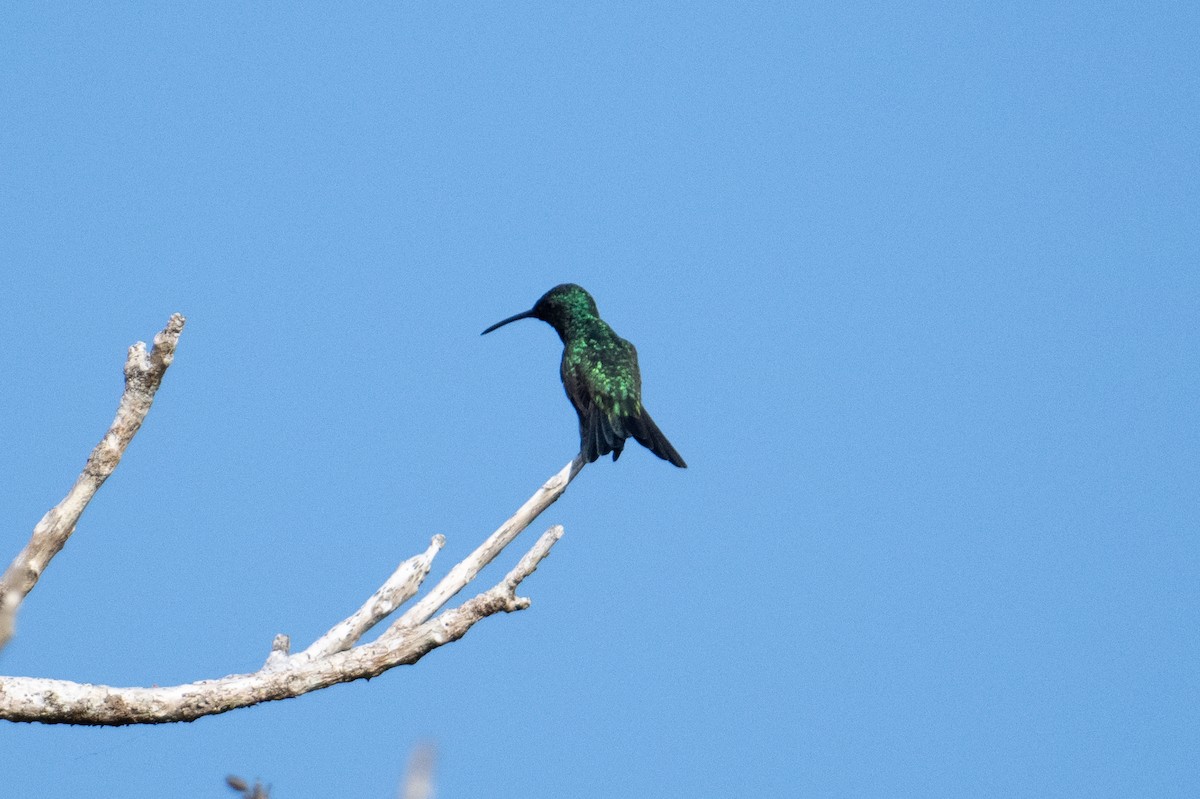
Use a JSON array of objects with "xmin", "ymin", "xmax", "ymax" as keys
[
  {"xmin": 580, "ymin": 405, "xmax": 687, "ymax": 468},
  {"xmin": 626, "ymin": 408, "xmax": 688, "ymax": 468},
  {"xmin": 581, "ymin": 405, "xmax": 625, "ymax": 464}
]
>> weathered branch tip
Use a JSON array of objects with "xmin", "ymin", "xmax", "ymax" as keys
[{"xmin": 0, "ymin": 313, "xmax": 188, "ymax": 653}]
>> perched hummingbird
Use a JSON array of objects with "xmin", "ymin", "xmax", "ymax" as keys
[{"xmin": 482, "ymin": 283, "xmax": 687, "ymax": 468}]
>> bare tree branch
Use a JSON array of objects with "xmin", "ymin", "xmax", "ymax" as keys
[
  {"xmin": 0, "ymin": 313, "xmax": 186, "ymax": 651},
  {"xmin": 0, "ymin": 525, "xmax": 563, "ymax": 725},
  {"xmin": 296, "ymin": 536, "xmax": 445, "ymax": 664},
  {"xmin": 0, "ymin": 314, "xmax": 579, "ymax": 726},
  {"xmin": 385, "ymin": 456, "xmax": 582, "ymax": 636}
]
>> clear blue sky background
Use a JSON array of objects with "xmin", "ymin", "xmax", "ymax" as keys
[{"xmin": 2, "ymin": 3, "xmax": 1196, "ymax": 797}]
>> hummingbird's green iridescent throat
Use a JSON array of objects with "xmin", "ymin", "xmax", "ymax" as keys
[{"xmin": 482, "ymin": 283, "xmax": 687, "ymax": 468}]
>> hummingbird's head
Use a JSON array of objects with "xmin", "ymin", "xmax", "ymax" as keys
[
  {"xmin": 482, "ymin": 283, "xmax": 598, "ymax": 338},
  {"xmin": 530, "ymin": 284, "xmax": 598, "ymax": 326}
]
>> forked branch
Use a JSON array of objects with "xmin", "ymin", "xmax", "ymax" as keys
[{"xmin": 0, "ymin": 315, "xmax": 580, "ymax": 725}]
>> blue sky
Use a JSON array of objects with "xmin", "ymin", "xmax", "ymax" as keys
[{"xmin": 2, "ymin": 3, "xmax": 1197, "ymax": 797}]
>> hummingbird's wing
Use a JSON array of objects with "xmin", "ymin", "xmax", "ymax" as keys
[
  {"xmin": 561, "ymin": 333, "xmax": 642, "ymax": 462},
  {"xmin": 576, "ymin": 335, "xmax": 642, "ymax": 419}
]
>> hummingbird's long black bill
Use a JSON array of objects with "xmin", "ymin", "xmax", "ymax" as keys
[{"xmin": 481, "ymin": 309, "xmax": 537, "ymax": 335}]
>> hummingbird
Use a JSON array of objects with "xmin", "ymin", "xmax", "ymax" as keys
[{"xmin": 482, "ymin": 283, "xmax": 687, "ymax": 468}]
